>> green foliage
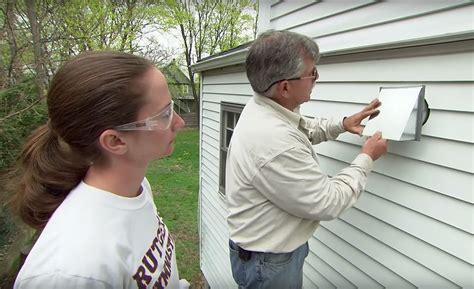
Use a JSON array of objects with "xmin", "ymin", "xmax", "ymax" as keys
[
  {"xmin": 0, "ymin": 205, "xmax": 15, "ymax": 249},
  {"xmin": 158, "ymin": 0, "xmax": 256, "ymax": 60},
  {"xmin": 48, "ymin": 0, "xmax": 156, "ymax": 53},
  {"xmin": 146, "ymin": 128, "xmax": 201, "ymax": 286},
  {"xmin": 0, "ymin": 77, "xmax": 48, "ymax": 170},
  {"xmin": 1, "ymin": 0, "xmax": 175, "ymax": 169}
]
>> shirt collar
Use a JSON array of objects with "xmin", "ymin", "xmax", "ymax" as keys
[{"xmin": 254, "ymin": 93, "xmax": 301, "ymax": 129}]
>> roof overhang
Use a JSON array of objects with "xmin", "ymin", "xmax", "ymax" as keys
[
  {"xmin": 191, "ymin": 46, "xmax": 249, "ymax": 73},
  {"xmin": 191, "ymin": 31, "xmax": 474, "ymax": 73}
]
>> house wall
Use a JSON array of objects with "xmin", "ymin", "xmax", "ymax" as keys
[
  {"xmin": 198, "ymin": 1, "xmax": 473, "ymax": 288},
  {"xmin": 199, "ymin": 65, "xmax": 249, "ymax": 289}
]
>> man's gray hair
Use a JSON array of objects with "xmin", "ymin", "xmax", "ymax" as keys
[{"xmin": 245, "ymin": 30, "xmax": 320, "ymax": 97}]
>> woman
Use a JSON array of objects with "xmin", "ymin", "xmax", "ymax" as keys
[{"xmin": 10, "ymin": 51, "xmax": 189, "ymax": 289}]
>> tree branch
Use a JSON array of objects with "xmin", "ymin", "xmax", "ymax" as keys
[{"xmin": 0, "ymin": 96, "xmax": 45, "ymax": 122}]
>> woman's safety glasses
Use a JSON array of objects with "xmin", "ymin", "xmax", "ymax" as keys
[{"xmin": 114, "ymin": 101, "xmax": 174, "ymax": 131}]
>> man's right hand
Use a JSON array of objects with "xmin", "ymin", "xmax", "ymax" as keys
[{"xmin": 362, "ymin": 131, "xmax": 388, "ymax": 161}]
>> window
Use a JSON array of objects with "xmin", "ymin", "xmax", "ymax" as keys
[
  {"xmin": 181, "ymin": 85, "xmax": 189, "ymax": 94},
  {"xmin": 220, "ymin": 102, "xmax": 244, "ymax": 195}
]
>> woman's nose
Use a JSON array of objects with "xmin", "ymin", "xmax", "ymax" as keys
[{"xmin": 173, "ymin": 111, "xmax": 186, "ymax": 129}]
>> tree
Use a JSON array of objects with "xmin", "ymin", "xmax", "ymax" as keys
[
  {"xmin": 0, "ymin": 0, "xmax": 175, "ymax": 169},
  {"xmin": 1, "ymin": 0, "xmax": 20, "ymax": 88},
  {"xmin": 25, "ymin": 0, "xmax": 46, "ymax": 99},
  {"xmin": 158, "ymin": 0, "xmax": 257, "ymax": 119}
]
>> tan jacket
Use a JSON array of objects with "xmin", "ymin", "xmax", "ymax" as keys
[{"xmin": 226, "ymin": 93, "xmax": 373, "ymax": 253}]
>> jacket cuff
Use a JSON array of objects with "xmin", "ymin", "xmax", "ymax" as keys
[{"xmin": 353, "ymin": 153, "xmax": 374, "ymax": 172}]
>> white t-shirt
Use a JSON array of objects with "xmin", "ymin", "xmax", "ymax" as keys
[{"xmin": 14, "ymin": 178, "xmax": 190, "ymax": 289}]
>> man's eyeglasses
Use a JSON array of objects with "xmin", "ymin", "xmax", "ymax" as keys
[
  {"xmin": 114, "ymin": 100, "xmax": 174, "ymax": 131},
  {"xmin": 263, "ymin": 67, "xmax": 318, "ymax": 92}
]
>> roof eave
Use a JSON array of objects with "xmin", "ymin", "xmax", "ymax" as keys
[{"xmin": 191, "ymin": 47, "xmax": 249, "ymax": 73}]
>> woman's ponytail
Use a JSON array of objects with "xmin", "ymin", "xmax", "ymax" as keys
[{"xmin": 9, "ymin": 123, "xmax": 88, "ymax": 229}]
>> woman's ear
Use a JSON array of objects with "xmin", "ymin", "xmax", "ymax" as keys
[{"xmin": 98, "ymin": 129, "xmax": 128, "ymax": 156}]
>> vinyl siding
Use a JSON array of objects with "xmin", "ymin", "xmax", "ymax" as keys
[
  {"xmin": 198, "ymin": 1, "xmax": 474, "ymax": 288},
  {"xmin": 199, "ymin": 67, "xmax": 251, "ymax": 287}
]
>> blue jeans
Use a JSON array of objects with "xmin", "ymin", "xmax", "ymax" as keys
[{"xmin": 229, "ymin": 240, "xmax": 309, "ymax": 289}]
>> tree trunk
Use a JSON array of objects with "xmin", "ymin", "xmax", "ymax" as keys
[
  {"xmin": 25, "ymin": 0, "xmax": 46, "ymax": 99},
  {"xmin": 180, "ymin": 23, "xmax": 200, "ymax": 126},
  {"xmin": 5, "ymin": 0, "xmax": 18, "ymax": 87}
]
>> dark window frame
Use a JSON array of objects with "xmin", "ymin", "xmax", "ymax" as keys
[{"xmin": 219, "ymin": 102, "xmax": 244, "ymax": 195}]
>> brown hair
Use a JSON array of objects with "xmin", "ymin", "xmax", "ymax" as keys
[{"xmin": 8, "ymin": 51, "xmax": 153, "ymax": 229}]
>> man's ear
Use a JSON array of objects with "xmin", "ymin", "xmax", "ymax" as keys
[
  {"xmin": 98, "ymin": 129, "xmax": 128, "ymax": 156},
  {"xmin": 277, "ymin": 80, "xmax": 291, "ymax": 99}
]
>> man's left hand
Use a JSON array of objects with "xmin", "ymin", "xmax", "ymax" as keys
[{"xmin": 343, "ymin": 98, "xmax": 381, "ymax": 136}]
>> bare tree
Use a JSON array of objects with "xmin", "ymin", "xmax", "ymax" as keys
[
  {"xmin": 25, "ymin": 0, "xmax": 46, "ymax": 99},
  {"xmin": 2, "ymin": 0, "xmax": 19, "ymax": 87}
]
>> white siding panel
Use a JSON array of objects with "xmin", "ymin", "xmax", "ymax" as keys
[
  {"xmin": 201, "ymin": 157, "xmax": 218, "ymax": 181},
  {"xmin": 201, "ymin": 122, "xmax": 218, "ymax": 135},
  {"xmin": 288, "ymin": 1, "xmax": 470, "ymax": 38},
  {"xmin": 202, "ymin": 105, "xmax": 220, "ymax": 122},
  {"xmin": 291, "ymin": 4, "xmax": 474, "ymax": 53},
  {"xmin": 422, "ymin": 110, "xmax": 473, "ymax": 143},
  {"xmin": 271, "ymin": 1, "xmax": 373, "ymax": 30},
  {"xmin": 202, "ymin": 129, "xmax": 219, "ymax": 144},
  {"xmin": 315, "ymin": 140, "xmax": 473, "ymax": 203},
  {"xmin": 302, "ymin": 275, "xmax": 319, "ymax": 289},
  {"xmin": 310, "ymin": 83, "xmax": 474, "ymax": 113},
  {"xmin": 318, "ymin": 52, "xmax": 473, "ymax": 82},
  {"xmin": 202, "ymin": 93, "xmax": 250, "ymax": 106},
  {"xmin": 202, "ymin": 101, "xmax": 220, "ymax": 113},
  {"xmin": 202, "ymin": 72, "xmax": 249, "ymax": 85},
  {"xmin": 201, "ymin": 148, "xmax": 219, "ymax": 167},
  {"xmin": 307, "ymin": 238, "xmax": 384, "ymax": 288},
  {"xmin": 200, "ymin": 77, "xmax": 244, "ymax": 288},
  {"xmin": 332, "ymin": 152, "xmax": 474, "ymax": 234},
  {"xmin": 203, "ymin": 83, "xmax": 253, "ymax": 96},
  {"xmin": 320, "ymin": 152, "xmax": 472, "ymax": 233},
  {"xmin": 200, "ymin": 172, "xmax": 234, "ymax": 288},
  {"xmin": 202, "ymin": 108, "xmax": 219, "ymax": 122},
  {"xmin": 332, "ymin": 134, "xmax": 473, "ymax": 174},
  {"xmin": 354, "ymin": 192, "xmax": 472, "ymax": 266},
  {"xmin": 202, "ymin": 131, "xmax": 219, "ymax": 149},
  {"xmin": 201, "ymin": 199, "xmax": 227, "ymax": 246},
  {"xmin": 202, "ymin": 138, "xmax": 219, "ymax": 159},
  {"xmin": 202, "ymin": 197, "xmax": 227, "ymax": 240},
  {"xmin": 201, "ymin": 154, "xmax": 219, "ymax": 175},
  {"xmin": 305, "ymin": 248, "xmax": 355, "ymax": 289},
  {"xmin": 321, "ymin": 219, "xmax": 461, "ymax": 288},
  {"xmin": 201, "ymin": 160, "xmax": 218, "ymax": 181},
  {"xmin": 317, "ymin": 156, "xmax": 473, "ymax": 280},
  {"xmin": 202, "ymin": 147, "xmax": 218, "ymax": 169},
  {"xmin": 339, "ymin": 208, "xmax": 472, "ymax": 288},
  {"xmin": 200, "ymin": 225, "xmax": 233, "ymax": 288},
  {"xmin": 202, "ymin": 116, "xmax": 219, "ymax": 132},
  {"xmin": 313, "ymin": 227, "xmax": 416, "ymax": 288},
  {"xmin": 270, "ymin": 0, "xmax": 318, "ymax": 20}
]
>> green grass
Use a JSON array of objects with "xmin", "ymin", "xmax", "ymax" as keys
[{"xmin": 146, "ymin": 128, "xmax": 201, "ymax": 286}]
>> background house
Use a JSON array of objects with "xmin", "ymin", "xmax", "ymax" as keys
[
  {"xmin": 161, "ymin": 60, "xmax": 196, "ymax": 114},
  {"xmin": 192, "ymin": 1, "xmax": 473, "ymax": 288}
]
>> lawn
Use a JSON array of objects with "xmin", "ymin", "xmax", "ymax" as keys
[{"xmin": 146, "ymin": 128, "xmax": 202, "ymax": 287}]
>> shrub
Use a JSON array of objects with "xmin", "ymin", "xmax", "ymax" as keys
[{"xmin": 0, "ymin": 77, "xmax": 48, "ymax": 170}]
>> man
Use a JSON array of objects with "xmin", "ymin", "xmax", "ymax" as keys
[{"xmin": 226, "ymin": 30, "xmax": 388, "ymax": 289}]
